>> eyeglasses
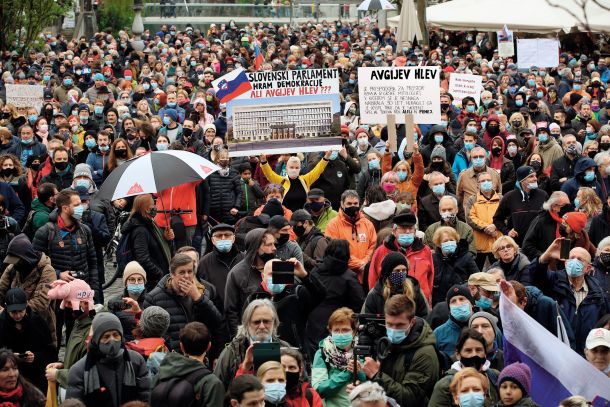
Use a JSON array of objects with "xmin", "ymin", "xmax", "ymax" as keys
[
  {"xmin": 250, "ymin": 319, "xmax": 272, "ymax": 326},
  {"xmin": 497, "ymin": 245, "xmax": 513, "ymax": 252}
]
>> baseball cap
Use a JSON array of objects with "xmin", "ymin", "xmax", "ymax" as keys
[
  {"xmin": 5, "ymin": 288, "xmax": 27, "ymax": 312},
  {"xmin": 307, "ymin": 188, "xmax": 325, "ymax": 199},
  {"xmin": 585, "ymin": 328, "xmax": 610, "ymax": 349},
  {"xmin": 468, "ymin": 272, "xmax": 499, "ymax": 292},
  {"xmin": 3, "ymin": 252, "xmax": 21, "ymax": 265},
  {"xmin": 291, "ymin": 209, "xmax": 313, "ymax": 224}
]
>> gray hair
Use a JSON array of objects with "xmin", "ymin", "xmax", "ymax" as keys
[
  {"xmin": 596, "ymin": 236, "xmax": 610, "ymax": 257},
  {"xmin": 286, "ymin": 156, "xmax": 301, "ymax": 166},
  {"xmin": 349, "ymin": 381, "xmax": 387, "ymax": 407},
  {"xmin": 542, "ymin": 191, "xmax": 568, "ymax": 211},
  {"xmin": 341, "ymin": 189, "xmax": 359, "ymax": 203},
  {"xmin": 594, "ymin": 151, "xmax": 610, "ymax": 166},
  {"xmin": 236, "ymin": 299, "xmax": 280, "ymax": 339},
  {"xmin": 438, "ymin": 195, "xmax": 458, "ymax": 212}
]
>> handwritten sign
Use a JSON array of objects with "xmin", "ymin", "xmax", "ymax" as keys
[
  {"xmin": 6, "ymin": 84, "xmax": 44, "ymax": 111},
  {"xmin": 448, "ymin": 73, "xmax": 483, "ymax": 105}
]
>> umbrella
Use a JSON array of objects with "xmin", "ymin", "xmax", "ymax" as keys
[
  {"xmin": 396, "ymin": 0, "xmax": 423, "ymax": 47},
  {"xmin": 98, "ymin": 150, "xmax": 220, "ymax": 201},
  {"xmin": 357, "ymin": 0, "xmax": 396, "ymax": 11}
]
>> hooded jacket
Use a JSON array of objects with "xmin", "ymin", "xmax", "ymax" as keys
[
  {"xmin": 421, "ymin": 125, "xmax": 457, "ymax": 166},
  {"xmin": 431, "ymin": 240, "xmax": 479, "ymax": 306},
  {"xmin": 30, "ymin": 198, "xmax": 53, "ymax": 231},
  {"xmin": 364, "ymin": 275, "xmax": 429, "ymax": 318},
  {"xmin": 362, "ymin": 199, "xmax": 396, "ymax": 231},
  {"xmin": 561, "ymin": 157, "xmax": 602, "ymax": 201},
  {"xmin": 482, "ymin": 115, "xmax": 509, "ymax": 150},
  {"xmin": 488, "ymin": 136, "xmax": 516, "ymax": 193}
]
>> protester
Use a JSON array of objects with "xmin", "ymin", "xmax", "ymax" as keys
[{"xmin": 0, "ymin": 348, "xmax": 45, "ymax": 407}]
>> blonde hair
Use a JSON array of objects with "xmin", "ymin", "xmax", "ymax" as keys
[
  {"xmin": 256, "ymin": 361, "xmax": 285, "ymax": 381},
  {"xmin": 491, "ymin": 236, "xmax": 519, "ymax": 259},
  {"xmin": 392, "ymin": 160, "xmax": 412, "ymax": 179},
  {"xmin": 449, "ymin": 367, "xmax": 490, "ymax": 398},
  {"xmin": 577, "ymin": 187, "xmax": 602, "ymax": 218},
  {"xmin": 432, "ymin": 226, "xmax": 460, "ymax": 247},
  {"xmin": 383, "ymin": 277, "xmax": 415, "ymax": 302}
]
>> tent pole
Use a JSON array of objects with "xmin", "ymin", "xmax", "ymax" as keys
[{"xmin": 417, "ymin": 0, "xmax": 429, "ymax": 46}]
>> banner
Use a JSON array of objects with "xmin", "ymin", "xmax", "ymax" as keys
[
  {"xmin": 226, "ymin": 68, "xmax": 341, "ymax": 157},
  {"xmin": 357, "ymin": 66, "xmax": 441, "ymax": 124},
  {"xmin": 517, "ymin": 38, "xmax": 560, "ymax": 68},
  {"xmin": 6, "ymin": 84, "xmax": 44, "ymax": 111},
  {"xmin": 448, "ymin": 73, "xmax": 482, "ymax": 105}
]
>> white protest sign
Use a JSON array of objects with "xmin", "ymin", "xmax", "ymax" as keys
[
  {"xmin": 6, "ymin": 84, "xmax": 44, "ymax": 111},
  {"xmin": 358, "ymin": 66, "xmax": 440, "ymax": 124},
  {"xmin": 496, "ymin": 25, "xmax": 514, "ymax": 58},
  {"xmin": 235, "ymin": 68, "xmax": 340, "ymax": 100},
  {"xmin": 448, "ymin": 73, "xmax": 482, "ymax": 104},
  {"xmin": 517, "ymin": 39, "xmax": 560, "ymax": 69}
]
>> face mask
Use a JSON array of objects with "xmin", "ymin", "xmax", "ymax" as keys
[
  {"xmin": 487, "ymin": 125, "xmax": 500, "ymax": 135},
  {"xmin": 382, "ymin": 183, "xmax": 396, "ymax": 194},
  {"xmin": 472, "ymin": 157, "xmax": 485, "ymax": 168},
  {"xmin": 475, "ymin": 295, "xmax": 493, "ymax": 310},
  {"xmin": 182, "ymin": 128, "xmax": 193, "ymax": 140},
  {"xmin": 293, "ymin": 224, "xmax": 306, "ymax": 237},
  {"xmin": 72, "ymin": 204, "xmax": 84, "ymax": 220},
  {"xmin": 265, "ymin": 277, "xmax": 286, "ymax": 294},
  {"xmin": 389, "ymin": 270, "xmax": 407, "ymax": 288},
  {"xmin": 287, "ymin": 168, "xmax": 300, "ymax": 179},
  {"xmin": 329, "ymin": 151, "xmax": 339, "ymax": 160},
  {"xmin": 264, "ymin": 382, "xmax": 286, "ymax": 404},
  {"xmin": 343, "ymin": 206, "xmax": 359, "ymax": 218},
  {"xmin": 167, "ymin": 102, "xmax": 177, "ymax": 108},
  {"xmin": 259, "ymin": 252, "xmax": 275, "ymax": 263},
  {"xmin": 584, "ymin": 171, "xmax": 596, "ymax": 182},
  {"xmin": 480, "ymin": 180, "xmax": 493, "ymax": 192},
  {"xmin": 277, "ymin": 234, "xmax": 290, "ymax": 246},
  {"xmin": 215, "ymin": 240, "xmax": 233, "ymax": 253},
  {"xmin": 63, "ymin": 79, "xmax": 73, "ymax": 86},
  {"xmin": 460, "ymin": 355, "xmax": 486, "ymax": 371},
  {"xmin": 466, "ymin": 105, "xmax": 476, "ymax": 113},
  {"xmin": 537, "ymin": 91, "xmax": 544, "ymax": 99},
  {"xmin": 28, "ymin": 114, "xmax": 37, "ymax": 124},
  {"xmin": 599, "ymin": 252, "xmax": 610, "ymax": 265},
  {"xmin": 600, "ymin": 143, "xmax": 610, "ymax": 151},
  {"xmin": 55, "ymin": 161, "xmax": 69, "ymax": 171},
  {"xmin": 308, "ymin": 201, "xmax": 325, "ymax": 213},
  {"xmin": 285, "ymin": 371, "xmax": 300, "ymax": 391},
  {"xmin": 127, "ymin": 283, "xmax": 145, "ymax": 296},
  {"xmin": 94, "ymin": 106, "xmax": 104, "ymax": 115},
  {"xmin": 441, "ymin": 240, "xmax": 457, "ymax": 254},
  {"xmin": 39, "ymin": 124, "xmax": 49, "ymax": 132},
  {"xmin": 76, "ymin": 179, "xmax": 90, "ymax": 189},
  {"xmin": 386, "ymin": 327, "xmax": 408, "ymax": 344},
  {"xmin": 538, "ymin": 134, "xmax": 548, "ymax": 143},
  {"xmin": 459, "ymin": 392, "xmax": 485, "ymax": 407},
  {"xmin": 85, "ymin": 138, "xmax": 97, "ymax": 149},
  {"xmin": 480, "ymin": 121, "xmax": 487, "ymax": 129},
  {"xmin": 434, "ymin": 134, "xmax": 444, "ymax": 144},
  {"xmin": 450, "ymin": 303, "xmax": 472, "ymax": 322},
  {"xmin": 0, "ymin": 168, "xmax": 14, "ymax": 177},
  {"xmin": 566, "ymin": 259, "xmax": 584, "ymax": 277},
  {"xmin": 79, "ymin": 116, "xmax": 89, "ymax": 124},
  {"xmin": 491, "ymin": 146, "xmax": 502, "ymax": 156},
  {"xmin": 466, "ymin": 125, "xmax": 477, "ymax": 133},
  {"xmin": 99, "ymin": 339, "xmax": 122, "ymax": 358},
  {"xmin": 332, "ymin": 332, "xmax": 353, "ymax": 349},
  {"xmin": 397, "ymin": 233, "xmax": 414, "ymax": 247},
  {"xmin": 432, "ymin": 184, "xmax": 445, "ymax": 196},
  {"xmin": 162, "ymin": 117, "xmax": 170, "ymax": 126},
  {"xmin": 368, "ymin": 159, "xmax": 380, "ymax": 171},
  {"xmin": 357, "ymin": 137, "xmax": 368, "ymax": 146},
  {"xmin": 397, "ymin": 171, "xmax": 407, "ymax": 182}
]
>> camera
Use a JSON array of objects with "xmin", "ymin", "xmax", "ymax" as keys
[
  {"xmin": 353, "ymin": 313, "xmax": 391, "ymax": 361},
  {"xmin": 0, "ymin": 216, "xmax": 9, "ymax": 231},
  {"xmin": 107, "ymin": 299, "xmax": 128, "ymax": 312},
  {"xmin": 70, "ymin": 270, "xmax": 87, "ymax": 280}
]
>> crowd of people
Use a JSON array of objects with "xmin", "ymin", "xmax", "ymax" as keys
[{"xmin": 0, "ymin": 17, "xmax": 608, "ymax": 407}]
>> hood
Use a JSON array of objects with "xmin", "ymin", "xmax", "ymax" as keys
[
  {"xmin": 363, "ymin": 199, "xmax": 396, "ymax": 221},
  {"xmin": 395, "ymin": 317, "xmax": 436, "ymax": 350},
  {"xmin": 121, "ymin": 214, "xmax": 150, "ymax": 235},
  {"xmin": 316, "ymin": 254, "xmax": 349, "ymax": 275},
  {"xmin": 156, "ymin": 352, "xmax": 205, "ymax": 381},
  {"xmin": 6, "ymin": 233, "xmax": 42, "ymax": 267},
  {"xmin": 487, "ymin": 114, "xmax": 500, "ymax": 124},
  {"xmin": 491, "ymin": 136, "xmax": 506, "ymax": 154},
  {"xmin": 573, "ymin": 157, "xmax": 597, "ymax": 176},
  {"xmin": 426, "ymin": 125, "xmax": 448, "ymax": 144},
  {"xmin": 344, "ymin": 101, "xmax": 356, "ymax": 115}
]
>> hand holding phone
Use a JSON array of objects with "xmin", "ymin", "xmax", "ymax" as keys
[{"xmin": 272, "ymin": 261, "xmax": 295, "ymax": 284}]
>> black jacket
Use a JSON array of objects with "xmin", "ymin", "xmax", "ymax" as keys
[
  {"xmin": 521, "ymin": 211, "xmax": 560, "ymax": 261},
  {"xmin": 309, "ymin": 157, "xmax": 354, "ymax": 209},
  {"xmin": 589, "ymin": 204, "xmax": 610, "ymax": 247},
  {"xmin": 203, "ymin": 169, "xmax": 242, "ymax": 224},
  {"xmin": 197, "ymin": 246, "xmax": 245, "ymax": 307},
  {"xmin": 121, "ymin": 215, "xmax": 170, "ymax": 291},
  {"xmin": 357, "ymin": 169, "xmax": 382, "ymax": 201},
  {"xmin": 493, "ymin": 188, "xmax": 548, "ymax": 246},
  {"xmin": 418, "ymin": 192, "xmax": 465, "ymax": 233},
  {"xmin": 364, "ymin": 276, "xmax": 429, "ymax": 318},
  {"xmin": 549, "ymin": 154, "xmax": 580, "ymax": 192},
  {"xmin": 297, "ymin": 227, "xmax": 328, "ymax": 271},
  {"xmin": 431, "ymin": 240, "xmax": 479, "ymax": 306},
  {"xmin": 40, "ymin": 167, "xmax": 75, "ymax": 191}
]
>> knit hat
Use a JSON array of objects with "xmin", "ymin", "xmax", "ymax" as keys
[
  {"xmin": 515, "ymin": 166, "xmax": 535, "ymax": 182},
  {"xmin": 446, "ymin": 284, "xmax": 474, "ymax": 305},
  {"xmin": 73, "ymin": 163, "xmax": 93, "ymax": 181},
  {"xmin": 92, "ymin": 312, "xmax": 123, "ymax": 345},
  {"xmin": 468, "ymin": 311, "xmax": 499, "ymax": 334},
  {"xmin": 549, "ymin": 122, "xmax": 561, "ymax": 132},
  {"xmin": 164, "ymin": 108, "xmax": 178, "ymax": 122},
  {"xmin": 262, "ymin": 199, "xmax": 284, "ymax": 218},
  {"xmin": 193, "ymin": 98, "xmax": 206, "ymax": 106},
  {"xmin": 431, "ymin": 145, "xmax": 446, "ymax": 161},
  {"xmin": 139, "ymin": 306, "xmax": 170, "ymax": 338},
  {"xmin": 93, "ymin": 73, "xmax": 105, "ymax": 81},
  {"xmin": 380, "ymin": 252, "xmax": 409, "ymax": 281},
  {"xmin": 569, "ymin": 93, "xmax": 583, "ymax": 106},
  {"xmin": 498, "ymin": 362, "xmax": 532, "ymax": 396},
  {"xmin": 47, "ymin": 279, "xmax": 94, "ymax": 310},
  {"xmin": 78, "ymin": 104, "xmax": 90, "ymax": 113},
  {"xmin": 562, "ymin": 212, "xmax": 587, "ymax": 234},
  {"xmin": 122, "ymin": 261, "xmax": 147, "ymax": 285},
  {"xmin": 355, "ymin": 127, "xmax": 369, "ymax": 138},
  {"xmin": 203, "ymin": 123, "xmax": 216, "ymax": 133}
]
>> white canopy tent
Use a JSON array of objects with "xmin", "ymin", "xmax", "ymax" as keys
[{"xmin": 388, "ymin": 0, "xmax": 610, "ymax": 33}]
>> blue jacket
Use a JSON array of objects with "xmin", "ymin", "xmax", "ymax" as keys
[
  {"xmin": 452, "ymin": 148, "xmax": 472, "ymax": 180},
  {"xmin": 529, "ymin": 257, "xmax": 609, "ymax": 352},
  {"xmin": 0, "ymin": 182, "xmax": 25, "ymax": 223},
  {"xmin": 434, "ymin": 318, "xmax": 466, "ymax": 360},
  {"xmin": 561, "ymin": 157, "xmax": 602, "ymax": 201},
  {"xmin": 8, "ymin": 140, "xmax": 47, "ymax": 168},
  {"xmin": 85, "ymin": 151, "xmax": 109, "ymax": 187},
  {"xmin": 158, "ymin": 106, "xmax": 186, "ymax": 123}
]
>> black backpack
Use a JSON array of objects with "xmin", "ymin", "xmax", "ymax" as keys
[
  {"xmin": 116, "ymin": 230, "xmax": 135, "ymax": 276},
  {"xmin": 150, "ymin": 367, "xmax": 211, "ymax": 407}
]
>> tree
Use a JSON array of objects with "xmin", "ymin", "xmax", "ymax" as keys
[
  {"xmin": 0, "ymin": 0, "xmax": 70, "ymax": 53},
  {"xmin": 97, "ymin": 0, "xmax": 134, "ymax": 34}
]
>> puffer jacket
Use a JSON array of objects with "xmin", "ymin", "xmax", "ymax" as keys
[
  {"xmin": 431, "ymin": 240, "xmax": 479, "ymax": 306},
  {"xmin": 356, "ymin": 168, "xmax": 382, "ymax": 201},
  {"xmin": 143, "ymin": 274, "xmax": 227, "ymax": 352},
  {"xmin": 363, "ymin": 275, "xmax": 429, "ymax": 318},
  {"xmin": 203, "ymin": 168, "xmax": 242, "ymax": 224},
  {"xmin": 561, "ymin": 157, "xmax": 603, "ymax": 201},
  {"xmin": 466, "ymin": 191, "xmax": 502, "ymax": 253},
  {"xmin": 198, "ymin": 246, "xmax": 245, "ymax": 307},
  {"xmin": 32, "ymin": 212, "xmax": 99, "ymax": 300}
]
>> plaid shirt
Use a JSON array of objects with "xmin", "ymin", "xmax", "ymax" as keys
[{"xmin": 570, "ymin": 279, "xmax": 589, "ymax": 309}]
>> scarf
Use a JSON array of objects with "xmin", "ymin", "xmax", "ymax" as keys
[
  {"xmin": 0, "ymin": 384, "xmax": 22, "ymax": 407},
  {"xmin": 549, "ymin": 210, "xmax": 563, "ymax": 238},
  {"xmin": 321, "ymin": 336, "xmax": 352, "ymax": 371},
  {"xmin": 151, "ymin": 221, "xmax": 172, "ymax": 266},
  {"xmin": 83, "ymin": 347, "xmax": 136, "ymax": 398},
  {"xmin": 57, "ymin": 215, "xmax": 76, "ymax": 233}
]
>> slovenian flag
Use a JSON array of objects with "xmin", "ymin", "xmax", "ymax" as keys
[
  {"xmin": 499, "ymin": 24, "xmax": 511, "ymax": 41},
  {"xmin": 254, "ymin": 42, "xmax": 264, "ymax": 71},
  {"xmin": 212, "ymin": 68, "xmax": 252, "ymax": 103},
  {"xmin": 500, "ymin": 293, "xmax": 610, "ymax": 406}
]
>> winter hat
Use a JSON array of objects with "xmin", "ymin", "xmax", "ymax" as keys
[
  {"xmin": 203, "ymin": 123, "xmax": 216, "ymax": 133},
  {"xmin": 124, "ymin": 69, "xmax": 133, "ymax": 79},
  {"xmin": 78, "ymin": 104, "xmax": 90, "ymax": 113},
  {"xmin": 340, "ymin": 125, "xmax": 349, "ymax": 135},
  {"xmin": 569, "ymin": 92, "xmax": 583, "ymax": 106},
  {"xmin": 92, "ymin": 312, "xmax": 123, "ymax": 345},
  {"xmin": 122, "ymin": 261, "xmax": 147, "ymax": 285},
  {"xmin": 269, "ymin": 215, "xmax": 290, "ymax": 231},
  {"xmin": 47, "ymin": 279, "xmax": 94, "ymax": 310},
  {"xmin": 431, "ymin": 145, "xmax": 447, "ymax": 161},
  {"xmin": 262, "ymin": 199, "xmax": 285, "ymax": 218},
  {"xmin": 380, "ymin": 252, "xmax": 409, "ymax": 281},
  {"xmin": 549, "ymin": 122, "xmax": 561, "ymax": 132},
  {"xmin": 193, "ymin": 98, "xmax": 206, "ymax": 106},
  {"xmin": 164, "ymin": 108, "xmax": 178, "ymax": 122},
  {"xmin": 355, "ymin": 127, "xmax": 369, "ymax": 138},
  {"xmin": 446, "ymin": 284, "xmax": 474, "ymax": 306},
  {"xmin": 73, "ymin": 163, "xmax": 93, "ymax": 181},
  {"xmin": 562, "ymin": 212, "xmax": 587, "ymax": 234},
  {"xmin": 139, "ymin": 306, "xmax": 170, "ymax": 338},
  {"xmin": 468, "ymin": 311, "xmax": 499, "ymax": 334},
  {"xmin": 93, "ymin": 73, "xmax": 105, "ymax": 81},
  {"xmin": 516, "ymin": 166, "xmax": 535, "ymax": 182},
  {"xmin": 498, "ymin": 362, "xmax": 532, "ymax": 396}
]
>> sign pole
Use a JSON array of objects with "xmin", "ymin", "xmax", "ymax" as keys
[
  {"xmin": 387, "ymin": 114, "xmax": 397, "ymax": 153},
  {"xmin": 405, "ymin": 114, "xmax": 414, "ymax": 153}
]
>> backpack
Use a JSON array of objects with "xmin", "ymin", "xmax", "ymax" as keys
[
  {"xmin": 116, "ymin": 230, "xmax": 135, "ymax": 276},
  {"xmin": 125, "ymin": 338, "xmax": 168, "ymax": 358},
  {"xmin": 21, "ymin": 210, "xmax": 36, "ymax": 239},
  {"xmin": 150, "ymin": 367, "xmax": 211, "ymax": 407}
]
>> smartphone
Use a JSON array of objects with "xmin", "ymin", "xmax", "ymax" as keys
[
  {"xmin": 272, "ymin": 261, "xmax": 294, "ymax": 284},
  {"xmin": 252, "ymin": 342, "xmax": 280, "ymax": 372},
  {"xmin": 17, "ymin": 353, "xmax": 27, "ymax": 359},
  {"xmin": 560, "ymin": 238, "xmax": 571, "ymax": 260}
]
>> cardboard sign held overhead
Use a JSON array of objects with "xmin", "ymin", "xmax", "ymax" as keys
[
  {"xmin": 405, "ymin": 114, "xmax": 415, "ymax": 153},
  {"xmin": 387, "ymin": 114, "xmax": 397, "ymax": 153}
]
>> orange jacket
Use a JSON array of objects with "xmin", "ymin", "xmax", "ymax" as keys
[
  {"xmin": 325, "ymin": 211, "xmax": 377, "ymax": 282},
  {"xmin": 382, "ymin": 151, "xmax": 424, "ymax": 211},
  {"xmin": 154, "ymin": 181, "xmax": 200, "ymax": 228}
]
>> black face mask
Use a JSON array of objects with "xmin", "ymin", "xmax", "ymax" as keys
[
  {"xmin": 293, "ymin": 224, "xmax": 306, "ymax": 237},
  {"xmin": 0, "ymin": 168, "xmax": 15, "ymax": 177},
  {"xmin": 431, "ymin": 161, "xmax": 444, "ymax": 170},
  {"xmin": 182, "ymin": 128, "xmax": 193, "ymax": 139},
  {"xmin": 54, "ymin": 161, "xmax": 68, "ymax": 171},
  {"xmin": 588, "ymin": 151, "xmax": 598, "ymax": 159},
  {"xmin": 14, "ymin": 259, "xmax": 32, "ymax": 276},
  {"xmin": 528, "ymin": 102, "xmax": 538, "ymax": 110},
  {"xmin": 343, "ymin": 206, "xmax": 359, "ymax": 218},
  {"xmin": 491, "ymin": 147, "xmax": 502, "ymax": 156},
  {"xmin": 460, "ymin": 355, "xmax": 486, "ymax": 371},
  {"xmin": 487, "ymin": 125, "xmax": 500, "ymax": 135},
  {"xmin": 440, "ymin": 103, "xmax": 450, "ymax": 111},
  {"xmin": 285, "ymin": 371, "xmax": 300, "ymax": 391},
  {"xmin": 600, "ymin": 143, "xmax": 610, "ymax": 151},
  {"xmin": 530, "ymin": 161, "xmax": 542, "ymax": 172},
  {"xmin": 30, "ymin": 163, "xmax": 41, "ymax": 171},
  {"xmin": 115, "ymin": 149, "xmax": 127, "ymax": 158},
  {"xmin": 277, "ymin": 233, "xmax": 290, "ymax": 246},
  {"xmin": 259, "ymin": 252, "xmax": 275, "ymax": 263},
  {"xmin": 558, "ymin": 204, "xmax": 572, "ymax": 218}
]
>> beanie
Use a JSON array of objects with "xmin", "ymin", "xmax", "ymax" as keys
[
  {"xmin": 446, "ymin": 284, "xmax": 474, "ymax": 305},
  {"xmin": 203, "ymin": 123, "xmax": 216, "ymax": 133},
  {"xmin": 569, "ymin": 92, "xmax": 583, "ymax": 106},
  {"xmin": 498, "ymin": 362, "xmax": 532, "ymax": 396},
  {"xmin": 139, "ymin": 306, "xmax": 170, "ymax": 338},
  {"xmin": 562, "ymin": 212, "xmax": 587, "ymax": 234},
  {"xmin": 549, "ymin": 122, "xmax": 561, "ymax": 131},
  {"xmin": 122, "ymin": 261, "xmax": 147, "ymax": 285},
  {"xmin": 73, "ymin": 163, "xmax": 93, "ymax": 181},
  {"xmin": 516, "ymin": 166, "xmax": 535, "ymax": 182},
  {"xmin": 468, "ymin": 311, "xmax": 499, "ymax": 334},
  {"xmin": 431, "ymin": 145, "xmax": 447, "ymax": 161},
  {"xmin": 380, "ymin": 252, "xmax": 409, "ymax": 281},
  {"xmin": 165, "ymin": 108, "xmax": 178, "ymax": 122},
  {"xmin": 355, "ymin": 127, "xmax": 369, "ymax": 138},
  {"xmin": 92, "ymin": 312, "xmax": 123, "ymax": 345},
  {"xmin": 262, "ymin": 199, "xmax": 284, "ymax": 218}
]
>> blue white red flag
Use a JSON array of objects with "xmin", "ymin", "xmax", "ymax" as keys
[
  {"xmin": 212, "ymin": 68, "xmax": 252, "ymax": 103},
  {"xmin": 254, "ymin": 42, "xmax": 264, "ymax": 70}
]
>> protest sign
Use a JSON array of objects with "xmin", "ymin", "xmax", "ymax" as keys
[
  {"xmin": 6, "ymin": 84, "xmax": 44, "ymax": 111},
  {"xmin": 448, "ymin": 73, "xmax": 482, "ymax": 104},
  {"xmin": 517, "ymin": 38, "xmax": 560, "ymax": 68},
  {"xmin": 497, "ymin": 24, "xmax": 514, "ymax": 58},
  {"xmin": 357, "ymin": 66, "xmax": 441, "ymax": 124},
  {"xmin": 226, "ymin": 68, "xmax": 341, "ymax": 157}
]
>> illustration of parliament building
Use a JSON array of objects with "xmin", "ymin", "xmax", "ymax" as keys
[{"xmin": 232, "ymin": 101, "xmax": 333, "ymax": 141}]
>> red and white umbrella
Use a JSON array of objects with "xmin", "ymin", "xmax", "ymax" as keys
[{"xmin": 98, "ymin": 150, "xmax": 220, "ymax": 201}]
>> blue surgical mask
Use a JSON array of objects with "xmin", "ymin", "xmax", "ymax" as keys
[
  {"xmin": 94, "ymin": 106, "xmax": 103, "ymax": 115},
  {"xmin": 79, "ymin": 116, "xmax": 89, "ymax": 124},
  {"xmin": 127, "ymin": 283, "xmax": 145, "ymax": 296},
  {"xmin": 459, "ymin": 392, "xmax": 485, "ymax": 407},
  {"xmin": 99, "ymin": 145, "xmax": 110, "ymax": 153},
  {"xmin": 329, "ymin": 151, "xmax": 339, "ymax": 160},
  {"xmin": 397, "ymin": 171, "xmax": 407, "ymax": 182},
  {"xmin": 215, "ymin": 239, "xmax": 233, "ymax": 253},
  {"xmin": 63, "ymin": 79, "xmax": 73, "ymax": 86},
  {"xmin": 156, "ymin": 143, "xmax": 168, "ymax": 151},
  {"xmin": 397, "ymin": 233, "xmax": 414, "ymax": 247},
  {"xmin": 265, "ymin": 277, "xmax": 286, "ymax": 294},
  {"xmin": 527, "ymin": 79, "xmax": 535, "ymax": 87},
  {"xmin": 441, "ymin": 240, "xmax": 457, "ymax": 254},
  {"xmin": 466, "ymin": 105, "xmax": 475, "ymax": 113},
  {"xmin": 264, "ymin": 383, "xmax": 286, "ymax": 404},
  {"xmin": 75, "ymin": 179, "xmax": 90, "ymax": 189},
  {"xmin": 527, "ymin": 181, "xmax": 538, "ymax": 190},
  {"xmin": 574, "ymin": 198, "xmax": 581, "ymax": 209},
  {"xmin": 432, "ymin": 184, "xmax": 445, "ymax": 196},
  {"xmin": 162, "ymin": 116, "xmax": 170, "ymax": 126},
  {"xmin": 450, "ymin": 303, "xmax": 472, "ymax": 322},
  {"xmin": 475, "ymin": 295, "xmax": 493, "ymax": 310},
  {"xmin": 566, "ymin": 259, "xmax": 584, "ymax": 277},
  {"xmin": 464, "ymin": 142, "xmax": 475, "ymax": 151},
  {"xmin": 536, "ymin": 91, "xmax": 544, "ymax": 99},
  {"xmin": 480, "ymin": 180, "xmax": 493, "ymax": 192},
  {"xmin": 466, "ymin": 126, "xmax": 477, "ymax": 134},
  {"xmin": 331, "ymin": 332, "xmax": 353, "ymax": 349},
  {"xmin": 538, "ymin": 134, "xmax": 548, "ymax": 143},
  {"xmin": 368, "ymin": 159, "xmax": 380, "ymax": 170},
  {"xmin": 472, "ymin": 157, "xmax": 485, "ymax": 168},
  {"xmin": 43, "ymin": 75, "xmax": 51, "ymax": 82},
  {"xmin": 574, "ymin": 84, "xmax": 582, "ymax": 91},
  {"xmin": 386, "ymin": 327, "xmax": 409, "ymax": 344},
  {"xmin": 434, "ymin": 134, "xmax": 444, "ymax": 144},
  {"xmin": 72, "ymin": 204, "xmax": 84, "ymax": 220},
  {"xmin": 85, "ymin": 139, "xmax": 97, "ymax": 149},
  {"xmin": 28, "ymin": 114, "xmax": 37, "ymax": 124},
  {"xmin": 143, "ymin": 83, "xmax": 150, "ymax": 91},
  {"xmin": 481, "ymin": 121, "xmax": 487, "ymax": 129},
  {"xmin": 21, "ymin": 138, "xmax": 33, "ymax": 145},
  {"xmin": 515, "ymin": 100, "xmax": 523, "ymax": 107},
  {"xmin": 167, "ymin": 102, "xmax": 177, "ymax": 108},
  {"xmin": 584, "ymin": 171, "xmax": 596, "ymax": 182}
]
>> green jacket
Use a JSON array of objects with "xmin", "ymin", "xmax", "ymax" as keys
[
  {"xmin": 424, "ymin": 220, "xmax": 476, "ymax": 255},
  {"xmin": 429, "ymin": 365, "xmax": 501, "ymax": 407},
  {"xmin": 31, "ymin": 198, "xmax": 52, "ymax": 231},
  {"xmin": 311, "ymin": 338, "xmax": 366, "ymax": 407},
  {"xmin": 56, "ymin": 315, "xmax": 93, "ymax": 387},
  {"xmin": 315, "ymin": 207, "xmax": 338, "ymax": 234},
  {"xmin": 154, "ymin": 352, "xmax": 224, "ymax": 407},
  {"xmin": 374, "ymin": 318, "xmax": 439, "ymax": 407}
]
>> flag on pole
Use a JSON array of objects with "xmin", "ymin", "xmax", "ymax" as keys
[
  {"xmin": 500, "ymin": 293, "xmax": 610, "ymax": 406},
  {"xmin": 499, "ymin": 24, "xmax": 512, "ymax": 41},
  {"xmin": 254, "ymin": 42, "xmax": 264, "ymax": 71},
  {"xmin": 212, "ymin": 68, "xmax": 252, "ymax": 103}
]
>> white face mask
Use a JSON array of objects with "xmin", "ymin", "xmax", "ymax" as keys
[
  {"xmin": 286, "ymin": 168, "xmax": 300, "ymax": 179},
  {"xmin": 357, "ymin": 137, "xmax": 368, "ymax": 146}
]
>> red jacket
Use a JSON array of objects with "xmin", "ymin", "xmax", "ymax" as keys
[
  {"xmin": 154, "ymin": 181, "xmax": 201, "ymax": 228},
  {"xmin": 286, "ymin": 383, "xmax": 323, "ymax": 407}
]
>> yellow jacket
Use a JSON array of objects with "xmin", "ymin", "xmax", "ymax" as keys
[
  {"xmin": 260, "ymin": 158, "xmax": 329, "ymax": 196},
  {"xmin": 466, "ymin": 191, "xmax": 502, "ymax": 253}
]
